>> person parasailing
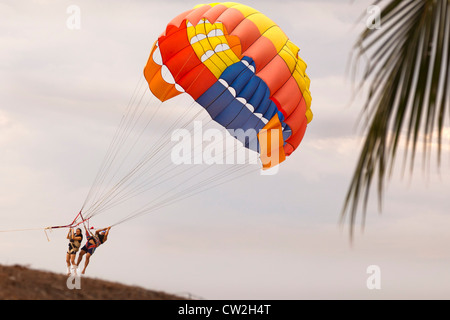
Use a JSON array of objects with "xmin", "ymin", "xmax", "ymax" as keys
[
  {"xmin": 76, "ymin": 226, "xmax": 111, "ymax": 275},
  {"xmin": 66, "ymin": 227, "xmax": 83, "ymax": 275}
]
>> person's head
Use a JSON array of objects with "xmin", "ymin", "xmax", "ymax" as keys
[
  {"xmin": 76, "ymin": 228, "xmax": 82, "ymax": 235},
  {"xmin": 98, "ymin": 231, "xmax": 106, "ymax": 243}
]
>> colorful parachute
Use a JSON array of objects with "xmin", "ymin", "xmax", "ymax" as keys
[
  {"xmin": 62, "ymin": 2, "xmax": 314, "ymax": 229},
  {"xmin": 144, "ymin": 2, "xmax": 312, "ymax": 169}
]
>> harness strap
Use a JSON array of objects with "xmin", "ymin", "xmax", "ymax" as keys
[{"xmin": 46, "ymin": 210, "xmax": 90, "ymax": 230}]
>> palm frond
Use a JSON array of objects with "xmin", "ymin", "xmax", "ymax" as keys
[{"xmin": 343, "ymin": 0, "xmax": 450, "ymax": 238}]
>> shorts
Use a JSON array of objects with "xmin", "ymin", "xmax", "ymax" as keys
[{"xmin": 81, "ymin": 244, "xmax": 97, "ymax": 256}]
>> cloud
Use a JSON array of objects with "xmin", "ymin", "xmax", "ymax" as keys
[
  {"xmin": 0, "ymin": 110, "xmax": 29, "ymax": 148},
  {"xmin": 1, "ymin": 0, "xmax": 450, "ymax": 300}
]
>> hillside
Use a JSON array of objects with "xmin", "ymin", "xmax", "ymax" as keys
[{"xmin": 0, "ymin": 264, "xmax": 187, "ymax": 300}]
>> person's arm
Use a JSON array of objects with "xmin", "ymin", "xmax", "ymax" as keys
[
  {"xmin": 98, "ymin": 227, "xmax": 111, "ymax": 242},
  {"xmin": 84, "ymin": 225, "xmax": 92, "ymax": 238},
  {"xmin": 96, "ymin": 227, "xmax": 110, "ymax": 234},
  {"xmin": 104, "ymin": 227, "xmax": 111, "ymax": 242},
  {"xmin": 67, "ymin": 228, "xmax": 73, "ymax": 240}
]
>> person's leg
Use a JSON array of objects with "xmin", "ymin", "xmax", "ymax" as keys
[
  {"xmin": 70, "ymin": 253, "xmax": 76, "ymax": 266},
  {"xmin": 76, "ymin": 249, "xmax": 86, "ymax": 267},
  {"xmin": 66, "ymin": 253, "xmax": 71, "ymax": 275},
  {"xmin": 70, "ymin": 253, "xmax": 77, "ymax": 273},
  {"xmin": 81, "ymin": 253, "xmax": 91, "ymax": 274}
]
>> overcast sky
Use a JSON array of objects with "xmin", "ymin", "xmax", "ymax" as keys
[{"xmin": 2, "ymin": 0, "xmax": 450, "ymax": 299}]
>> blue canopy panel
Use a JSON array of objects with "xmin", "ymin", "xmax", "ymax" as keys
[{"xmin": 196, "ymin": 56, "xmax": 292, "ymax": 153}]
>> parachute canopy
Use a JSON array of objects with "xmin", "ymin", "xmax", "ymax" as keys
[
  {"xmin": 70, "ymin": 2, "xmax": 314, "ymax": 229},
  {"xmin": 144, "ymin": 2, "xmax": 312, "ymax": 169}
]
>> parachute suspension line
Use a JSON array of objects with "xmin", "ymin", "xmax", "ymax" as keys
[
  {"xmin": 86, "ymin": 105, "xmax": 260, "ymax": 222},
  {"xmin": 84, "ymin": 84, "xmax": 157, "ymax": 215},
  {"xmin": 82, "ymin": 99, "xmax": 199, "ymax": 219},
  {"xmin": 82, "ymin": 102, "xmax": 237, "ymax": 221},
  {"xmin": 80, "ymin": 76, "xmax": 148, "ymax": 212},
  {"xmin": 36, "ymin": 210, "xmax": 92, "ymax": 243},
  {"xmin": 0, "ymin": 210, "xmax": 95, "ymax": 242},
  {"xmin": 78, "ymin": 211, "xmax": 94, "ymax": 237},
  {"xmin": 106, "ymin": 123, "xmax": 260, "ymax": 226},
  {"xmin": 83, "ymin": 56, "xmax": 210, "ymax": 219},
  {"xmin": 102, "ymin": 114, "xmax": 220, "ymax": 205},
  {"xmin": 81, "ymin": 50, "xmax": 203, "ymax": 220},
  {"xmin": 85, "ymin": 118, "xmax": 259, "ymax": 225},
  {"xmin": 80, "ymin": 65, "xmax": 192, "ymax": 220},
  {"xmin": 83, "ymin": 93, "xmax": 163, "ymax": 219},
  {"xmin": 46, "ymin": 210, "xmax": 83, "ymax": 230},
  {"xmin": 111, "ymin": 164, "xmax": 259, "ymax": 227},
  {"xmin": 111, "ymin": 164, "xmax": 256, "ymax": 227}
]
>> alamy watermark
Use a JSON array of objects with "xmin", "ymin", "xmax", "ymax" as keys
[
  {"xmin": 66, "ymin": 272, "xmax": 81, "ymax": 290},
  {"xmin": 366, "ymin": 5, "xmax": 382, "ymax": 30},
  {"xmin": 66, "ymin": 5, "xmax": 81, "ymax": 30},
  {"xmin": 170, "ymin": 121, "xmax": 282, "ymax": 175},
  {"xmin": 366, "ymin": 265, "xmax": 381, "ymax": 290}
]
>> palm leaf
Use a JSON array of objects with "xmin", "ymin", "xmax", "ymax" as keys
[{"xmin": 343, "ymin": 0, "xmax": 450, "ymax": 238}]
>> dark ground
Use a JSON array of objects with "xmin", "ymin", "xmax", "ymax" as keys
[{"xmin": 0, "ymin": 264, "xmax": 187, "ymax": 300}]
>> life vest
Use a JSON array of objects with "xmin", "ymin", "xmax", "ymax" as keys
[
  {"xmin": 85, "ymin": 232, "xmax": 102, "ymax": 250},
  {"xmin": 70, "ymin": 234, "xmax": 83, "ymax": 249}
]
